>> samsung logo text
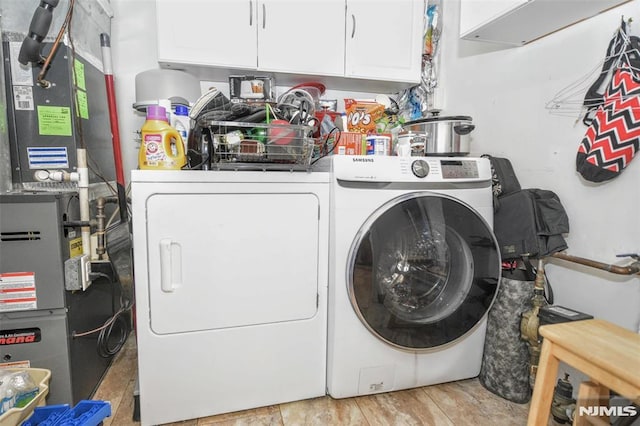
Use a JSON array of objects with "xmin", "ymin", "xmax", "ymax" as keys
[{"xmin": 352, "ymin": 158, "xmax": 374, "ymax": 162}]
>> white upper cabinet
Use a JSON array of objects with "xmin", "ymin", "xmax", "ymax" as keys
[
  {"xmin": 257, "ymin": 0, "xmax": 345, "ymax": 76},
  {"xmin": 155, "ymin": 0, "xmax": 424, "ymax": 85},
  {"xmin": 156, "ymin": 0, "xmax": 258, "ymax": 69},
  {"xmin": 345, "ymin": 0, "xmax": 423, "ymax": 83},
  {"xmin": 460, "ymin": 0, "xmax": 632, "ymax": 46}
]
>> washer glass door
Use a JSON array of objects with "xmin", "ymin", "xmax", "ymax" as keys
[{"xmin": 348, "ymin": 192, "xmax": 500, "ymax": 351}]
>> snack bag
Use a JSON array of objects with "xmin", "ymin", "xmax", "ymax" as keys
[{"xmin": 344, "ymin": 99, "xmax": 385, "ymax": 134}]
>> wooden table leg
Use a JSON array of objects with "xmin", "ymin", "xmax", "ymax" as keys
[
  {"xmin": 528, "ymin": 339, "xmax": 560, "ymax": 426},
  {"xmin": 573, "ymin": 381, "xmax": 610, "ymax": 426}
]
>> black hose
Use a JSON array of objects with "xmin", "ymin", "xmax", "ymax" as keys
[
  {"xmin": 97, "ymin": 309, "xmax": 130, "ymax": 358},
  {"xmin": 73, "ymin": 269, "xmax": 132, "ymax": 358},
  {"xmin": 93, "ymin": 271, "xmax": 131, "ymax": 358}
]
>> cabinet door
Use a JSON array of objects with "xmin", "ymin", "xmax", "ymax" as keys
[
  {"xmin": 156, "ymin": 0, "xmax": 257, "ymax": 69},
  {"xmin": 257, "ymin": 0, "xmax": 345, "ymax": 76},
  {"xmin": 345, "ymin": 0, "xmax": 423, "ymax": 83},
  {"xmin": 145, "ymin": 192, "xmax": 320, "ymax": 335}
]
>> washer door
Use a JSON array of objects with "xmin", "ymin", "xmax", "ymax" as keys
[{"xmin": 348, "ymin": 192, "xmax": 500, "ymax": 351}]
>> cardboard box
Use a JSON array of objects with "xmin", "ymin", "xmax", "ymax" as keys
[{"xmin": 335, "ymin": 132, "xmax": 365, "ymax": 155}]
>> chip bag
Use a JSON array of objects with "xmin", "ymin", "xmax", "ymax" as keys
[{"xmin": 344, "ymin": 99, "xmax": 385, "ymax": 134}]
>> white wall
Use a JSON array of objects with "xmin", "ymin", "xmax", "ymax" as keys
[
  {"xmin": 110, "ymin": 0, "xmax": 159, "ymax": 176},
  {"xmin": 109, "ymin": 0, "xmax": 640, "ymax": 332},
  {"xmin": 438, "ymin": 0, "xmax": 640, "ymax": 332}
]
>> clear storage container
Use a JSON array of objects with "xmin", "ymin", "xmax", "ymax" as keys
[{"xmin": 0, "ymin": 368, "xmax": 51, "ymax": 426}]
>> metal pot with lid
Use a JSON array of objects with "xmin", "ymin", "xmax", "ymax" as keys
[{"xmin": 401, "ymin": 115, "xmax": 475, "ymax": 156}]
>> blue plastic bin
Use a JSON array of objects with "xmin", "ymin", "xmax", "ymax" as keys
[{"xmin": 21, "ymin": 400, "xmax": 111, "ymax": 426}]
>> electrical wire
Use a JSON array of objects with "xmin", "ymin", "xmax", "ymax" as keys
[
  {"xmin": 65, "ymin": 193, "xmax": 79, "ymax": 216},
  {"xmin": 183, "ymin": 148, "xmax": 210, "ymax": 170},
  {"xmin": 311, "ymin": 127, "xmax": 341, "ymax": 165},
  {"xmin": 526, "ymin": 260, "xmax": 555, "ymax": 305},
  {"xmin": 72, "ymin": 271, "xmax": 133, "ymax": 358},
  {"xmin": 105, "ymin": 192, "xmax": 132, "ymax": 230},
  {"xmin": 97, "ymin": 307, "xmax": 130, "ymax": 358}
]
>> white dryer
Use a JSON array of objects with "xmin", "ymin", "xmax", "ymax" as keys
[
  {"xmin": 131, "ymin": 169, "xmax": 329, "ymax": 425},
  {"xmin": 327, "ymin": 155, "xmax": 501, "ymax": 398}
]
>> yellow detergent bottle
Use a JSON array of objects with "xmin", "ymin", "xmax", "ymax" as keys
[{"xmin": 139, "ymin": 105, "xmax": 186, "ymax": 170}]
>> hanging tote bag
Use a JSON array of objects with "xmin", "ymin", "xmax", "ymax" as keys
[
  {"xmin": 577, "ymin": 52, "xmax": 640, "ymax": 182},
  {"xmin": 581, "ymin": 20, "xmax": 633, "ymax": 126}
]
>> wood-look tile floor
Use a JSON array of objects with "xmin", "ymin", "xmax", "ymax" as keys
[{"xmin": 93, "ymin": 333, "xmax": 533, "ymax": 425}]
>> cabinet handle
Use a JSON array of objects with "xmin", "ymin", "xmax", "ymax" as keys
[
  {"xmin": 262, "ymin": 3, "xmax": 266, "ymax": 29},
  {"xmin": 351, "ymin": 14, "xmax": 356, "ymax": 38},
  {"xmin": 249, "ymin": 0, "xmax": 253, "ymax": 26},
  {"xmin": 159, "ymin": 238, "xmax": 180, "ymax": 293}
]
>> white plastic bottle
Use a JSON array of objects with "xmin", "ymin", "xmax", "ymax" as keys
[{"xmin": 173, "ymin": 105, "xmax": 190, "ymax": 151}]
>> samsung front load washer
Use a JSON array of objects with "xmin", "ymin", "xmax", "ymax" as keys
[{"xmin": 327, "ymin": 155, "xmax": 501, "ymax": 398}]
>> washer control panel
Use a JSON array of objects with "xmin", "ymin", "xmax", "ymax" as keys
[
  {"xmin": 332, "ymin": 156, "xmax": 488, "ymax": 183},
  {"xmin": 411, "ymin": 160, "xmax": 430, "ymax": 178},
  {"xmin": 440, "ymin": 160, "xmax": 480, "ymax": 179}
]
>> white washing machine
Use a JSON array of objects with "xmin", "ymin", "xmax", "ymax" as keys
[
  {"xmin": 131, "ymin": 168, "xmax": 330, "ymax": 425},
  {"xmin": 327, "ymin": 155, "xmax": 501, "ymax": 398}
]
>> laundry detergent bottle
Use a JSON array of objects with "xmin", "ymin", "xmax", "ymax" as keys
[{"xmin": 139, "ymin": 105, "xmax": 186, "ymax": 170}]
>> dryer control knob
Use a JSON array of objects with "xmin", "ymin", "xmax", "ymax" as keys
[{"xmin": 411, "ymin": 160, "xmax": 430, "ymax": 178}]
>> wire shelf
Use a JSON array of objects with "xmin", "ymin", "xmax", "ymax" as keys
[{"xmin": 199, "ymin": 119, "xmax": 316, "ymax": 170}]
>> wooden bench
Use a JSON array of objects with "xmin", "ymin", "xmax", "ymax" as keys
[{"xmin": 527, "ymin": 318, "xmax": 640, "ymax": 425}]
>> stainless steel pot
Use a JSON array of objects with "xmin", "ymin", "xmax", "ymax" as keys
[{"xmin": 402, "ymin": 116, "xmax": 475, "ymax": 156}]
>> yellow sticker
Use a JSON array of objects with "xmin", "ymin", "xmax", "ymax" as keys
[
  {"xmin": 74, "ymin": 59, "xmax": 86, "ymax": 90},
  {"xmin": 76, "ymin": 90, "xmax": 89, "ymax": 119},
  {"xmin": 69, "ymin": 237, "xmax": 83, "ymax": 257},
  {"xmin": 37, "ymin": 106, "xmax": 72, "ymax": 136}
]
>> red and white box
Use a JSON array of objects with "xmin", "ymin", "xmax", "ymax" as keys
[{"xmin": 335, "ymin": 132, "xmax": 365, "ymax": 155}]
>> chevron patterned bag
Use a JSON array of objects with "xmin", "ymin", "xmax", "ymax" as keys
[{"xmin": 577, "ymin": 53, "xmax": 640, "ymax": 182}]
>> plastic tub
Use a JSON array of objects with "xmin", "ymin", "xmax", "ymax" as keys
[
  {"xmin": 21, "ymin": 400, "xmax": 111, "ymax": 426},
  {"xmin": 0, "ymin": 368, "xmax": 51, "ymax": 426}
]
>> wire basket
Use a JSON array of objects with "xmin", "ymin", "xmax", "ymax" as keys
[{"xmin": 199, "ymin": 119, "xmax": 316, "ymax": 169}]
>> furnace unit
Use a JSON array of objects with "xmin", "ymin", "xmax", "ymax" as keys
[{"xmin": 0, "ymin": 1, "xmax": 131, "ymax": 405}]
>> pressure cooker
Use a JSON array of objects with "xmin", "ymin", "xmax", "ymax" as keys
[{"xmin": 401, "ymin": 116, "xmax": 475, "ymax": 156}]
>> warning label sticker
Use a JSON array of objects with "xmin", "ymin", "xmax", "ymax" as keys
[
  {"xmin": 0, "ymin": 272, "xmax": 37, "ymax": 312},
  {"xmin": 69, "ymin": 237, "xmax": 83, "ymax": 257}
]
